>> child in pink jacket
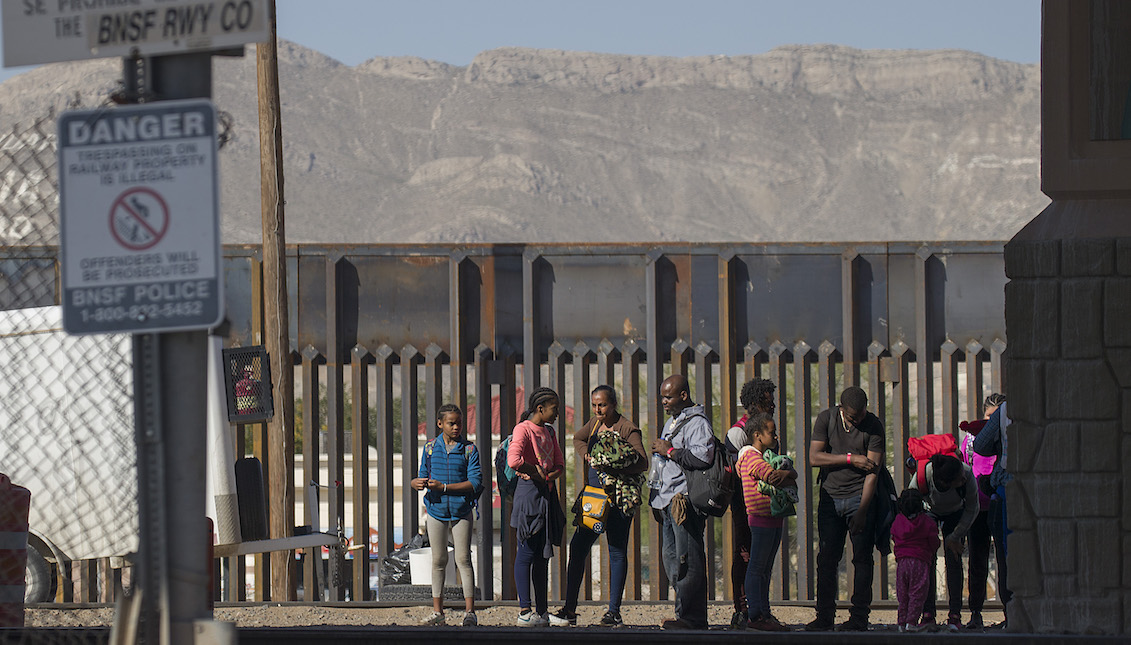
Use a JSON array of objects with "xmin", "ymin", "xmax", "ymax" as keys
[{"xmin": 892, "ymin": 488, "xmax": 940, "ymax": 632}]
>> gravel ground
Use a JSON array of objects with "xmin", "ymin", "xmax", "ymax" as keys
[{"xmin": 26, "ymin": 602, "xmax": 1005, "ymax": 631}]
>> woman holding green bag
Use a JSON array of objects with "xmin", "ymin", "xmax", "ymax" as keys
[{"xmin": 548, "ymin": 385, "xmax": 647, "ymax": 628}]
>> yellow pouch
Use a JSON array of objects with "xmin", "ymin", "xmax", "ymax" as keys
[{"xmin": 576, "ymin": 484, "xmax": 610, "ymax": 534}]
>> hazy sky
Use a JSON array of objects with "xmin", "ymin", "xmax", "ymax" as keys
[{"xmin": 0, "ymin": 0, "xmax": 1040, "ymax": 83}]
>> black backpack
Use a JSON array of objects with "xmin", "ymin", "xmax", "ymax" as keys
[{"xmin": 668, "ymin": 412, "xmax": 735, "ymax": 517}]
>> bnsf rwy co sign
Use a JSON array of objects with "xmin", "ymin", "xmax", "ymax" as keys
[{"xmin": 2, "ymin": 0, "xmax": 269, "ymax": 67}]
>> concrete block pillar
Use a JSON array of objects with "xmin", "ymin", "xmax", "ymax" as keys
[{"xmin": 1003, "ymin": 202, "xmax": 1131, "ymax": 635}]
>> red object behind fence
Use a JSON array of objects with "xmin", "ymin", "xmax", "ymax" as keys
[{"xmin": 0, "ymin": 473, "xmax": 31, "ymax": 627}]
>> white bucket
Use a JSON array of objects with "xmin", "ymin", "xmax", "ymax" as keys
[{"xmin": 408, "ymin": 546, "xmax": 456, "ymax": 585}]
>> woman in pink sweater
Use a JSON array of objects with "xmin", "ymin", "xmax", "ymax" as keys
[
  {"xmin": 892, "ymin": 487, "xmax": 940, "ymax": 632},
  {"xmin": 506, "ymin": 387, "xmax": 565, "ymax": 627}
]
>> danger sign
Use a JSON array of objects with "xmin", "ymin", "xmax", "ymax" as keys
[{"xmin": 58, "ymin": 100, "xmax": 223, "ymax": 335}]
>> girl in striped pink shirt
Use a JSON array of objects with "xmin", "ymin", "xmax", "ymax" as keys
[{"xmin": 735, "ymin": 413, "xmax": 797, "ymax": 631}]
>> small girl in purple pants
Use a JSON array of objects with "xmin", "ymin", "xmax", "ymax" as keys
[{"xmin": 892, "ymin": 488, "xmax": 940, "ymax": 632}]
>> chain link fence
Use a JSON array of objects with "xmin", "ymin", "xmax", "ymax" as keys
[{"xmin": 1, "ymin": 114, "xmax": 138, "ymax": 634}]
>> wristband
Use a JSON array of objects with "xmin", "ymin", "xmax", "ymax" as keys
[
  {"xmin": 443, "ymin": 483, "xmax": 447, "ymax": 493},
  {"xmin": 667, "ymin": 446, "xmax": 676, "ymax": 458},
  {"xmin": 846, "ymin": 452, "xmax": 852, "ymax": 465}
]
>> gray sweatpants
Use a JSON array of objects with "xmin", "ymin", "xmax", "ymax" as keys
[{"xmin": 425, "ymin": 514, "xmax": 475, "ymax": 599}]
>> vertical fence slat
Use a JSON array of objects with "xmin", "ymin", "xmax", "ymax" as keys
[
  {"xmin": 596, "ymin": 338, "xmax": 617, "ymax": 602},
  {"xmin": 500, "ymin": 351, "xmax": 518, "ymax": 600},
  {"xmin": 717, "ymin": 253, "xmax": 736, "ymax": 605},
  {"xmin": 374, "ymin": 345, "xmax": 396, "ymax": 579},
  {"xmin": 842, "ymin": 248, "xmax": 860, "ymax": 388},
  {"xmin": 818, "ymin": 341, "xmax": 838, "ymax": 413},
  {"xmin": 667, "ymin": 338, "xmax": 692, "ymax": 598},
  {"xmin": 766, "ymin": 341, "xmax": 787, "ymax": 601},
  {"xmin": 915, "ymin": 246, "xmax": 935, "ymax": 434},
  {"xmin": 767, "ymin": 342, "xmax": 788, "ymax": 433},
  {"xmin": 965, "ymin": 340, "xmax": 985, "ymax": 421},
  {"xmin": 645, "ymin": 252, "xmax": 666, "ymax": 600},
  {"xmin": 867, "ymin": 342, "xmax": 888, "ymax": 431},
  {"xmin": 797, "ymin": 342, "xmax": 828, "ymax": 601},
  {"xmin": 523, "ymin": 249, "xmax": 541, "ymax": 398},
  {"xmin": 571, "ymin": 340, "xmax": 593, "ymax": 601},
  {"xmin": 693, "ymin": 341, "xmax": 716, "ymax": 599},
  {"xmin": 941, "ymin": 339, "xmax": 960, "ymax": 435},
  {"xmin": 424, "ymin": 344, "xmax": 444, "ymax": 436},
  {"xmin": 450, "ymin": 254, "xmax": 468, "ymax": 414},
  {"xmin": 473, "ymin": 344, "xmax": 494, "ymax": 602},
  {"xmin": 325, "ymin": 259, "xmax": 347, "ymax": 601},
  {"xmin": 300, "ymin": 345, "xmax": 322, "ymax": 599},
  {"xmin": 744, "ymin": 342, "xmax": 764, "ymax": 385},
  {"xmin": 401, "ymin": 344, "xmax": 421, "ymax": 540},
  {"xmin": 990, "ymin": 338, "xmax": 1006, "ymax": 395},
  {"xmin": 621, "ymin": 339, "xmax": 644, "ymax": 600},
  {"xmin": 350, "ymin": 345, "xmax": 372, "ymax": 601},
  {"xmin": 891, "ymin": 341, "xmax": 913, "ymax": 491},
  {"xmin": 868, "ymin": 337, "xmax": 891, "ymax": 606}
]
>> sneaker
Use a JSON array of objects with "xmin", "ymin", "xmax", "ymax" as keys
[
  {"xmin": 462, "ymin": 611, "xmax": 478, "ymax": 627},
  {"xmin": 729, "ymin": 610, "xmax": 747, "ymax": 630},
  {"xmin": 422, "ymin": 611, "xmax": 446, "ymax": 626},
  {"xmin": 965, "ymin": 612, "xmax": 984, "ymax": 631},
  {"xmin": 905, "ymin": 622, "xmax": 926, "ymax": 633},
  {"xmin": 835, "ymin": 616, "xmax": 869, "ymax": 632},
  {"xmin": 946, "ymin": 611, "xmax": 962, "ymax": 632},
  {"xmin": 516, "ymin": 610, "xmax": 548, "ymax": 628},
  {"xmin": 898, "ymin": 624, "xmax": 906, "ymax": 633},
  {"xmin": 547, "ymin": 608, "xmax": 577, "ymax": 627},
  {"xmin": 918, "ymin": 613, "xmax": 937, "ymax": 631},
  {"xmin": 599, "ymin": 610, "xmax": 623, "ymax": 627},
  {"xmin": 804, "ymin": 616, "xmax": 834, "ymax": 631}
]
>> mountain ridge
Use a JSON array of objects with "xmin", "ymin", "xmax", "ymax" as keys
[{"xmin": 0, "ymin": 42, "xmax": 1045, "ymax": 245}]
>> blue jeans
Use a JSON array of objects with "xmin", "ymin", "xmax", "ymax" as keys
[
  {"xmin": 815, "ymin": 489, "xmax": 876, "ymax": 621},
  {"xmin": 926, "ymin": 508, "xmax": 964, "ymax": 616},
  {"xmin": 563, "ymin": 506, "xmax": 632, "ymax": 613},
  {"xmin": 660, "ymin": 500, "xmax": 708, "ymax": 628},
  {"xmin": 515, "ymin": 530, "xmax": 548, "ymax": 613},
  {"xmin": 989, "ymin": 486, "xmax": 1011, "ymax": 604},
  {"xmin": 744, "ymin": 524, "xmax": 782, "ymax": 621}
]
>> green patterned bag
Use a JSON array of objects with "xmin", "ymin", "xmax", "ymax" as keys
[{"xmin": 588, "ymin": 429, "xmax": 646, "ymax": 515}]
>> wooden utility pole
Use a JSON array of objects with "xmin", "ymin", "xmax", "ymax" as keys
[{"xmin": 256, "ymin": 0, "xmax": 296, "ymax": 600}]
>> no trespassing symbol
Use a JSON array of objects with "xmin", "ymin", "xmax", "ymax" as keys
[{"xmin": 109, "ymin": 187, "xmax": 169, "ymax": 251}]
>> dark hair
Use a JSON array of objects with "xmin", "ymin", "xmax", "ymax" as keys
[
  {"xmin": 739, "ymin": 378, "xmax": 776, "ymax": 414},
  {"xmin": 897, "ymin": 488, "xmax": 925, "ymax": 518},
  {"xmin": 591, "ymin": 384, "xmax": 618, "ymax": 407},
  {"xmin": 840, "ymin": 386, "xmax": 868, "ymax": 412},
  {"xmin": 983, "ymin": 393, "xmax": 1006, "ymax": 414},
  {"xmin": 743, "ymin": 412, "xmax": 774, "ymax": 441},
  {"xmin": 521, "ymin": 387, "xmax": 559, "ymax": 422},
  {"xmin": 930, "ymin": 454, "xmax": 964, "ymax": 488},
  {"xmin": 436, "ymin": 403, "xmax": 462, "ymax": 423}
]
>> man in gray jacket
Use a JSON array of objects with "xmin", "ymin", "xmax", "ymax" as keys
[
  {"xmin": 910, "ymin": 454, "xmax": 979, "ymax": 631},
  {"xmin": 649, "ymin": 374, "xmax": 714, "ymax": 630}
]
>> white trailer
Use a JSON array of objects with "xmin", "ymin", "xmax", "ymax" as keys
[
  {"xmin": 0, "ymin": 306, "xmax": 341, "ymax": 603},
  {"xmin": 0, "ymin": 306, "xmax": 256, "ymax": 602},
  {"xmin": 0, "ymin": 306, "xmax": 137, "ymax": 601}
]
